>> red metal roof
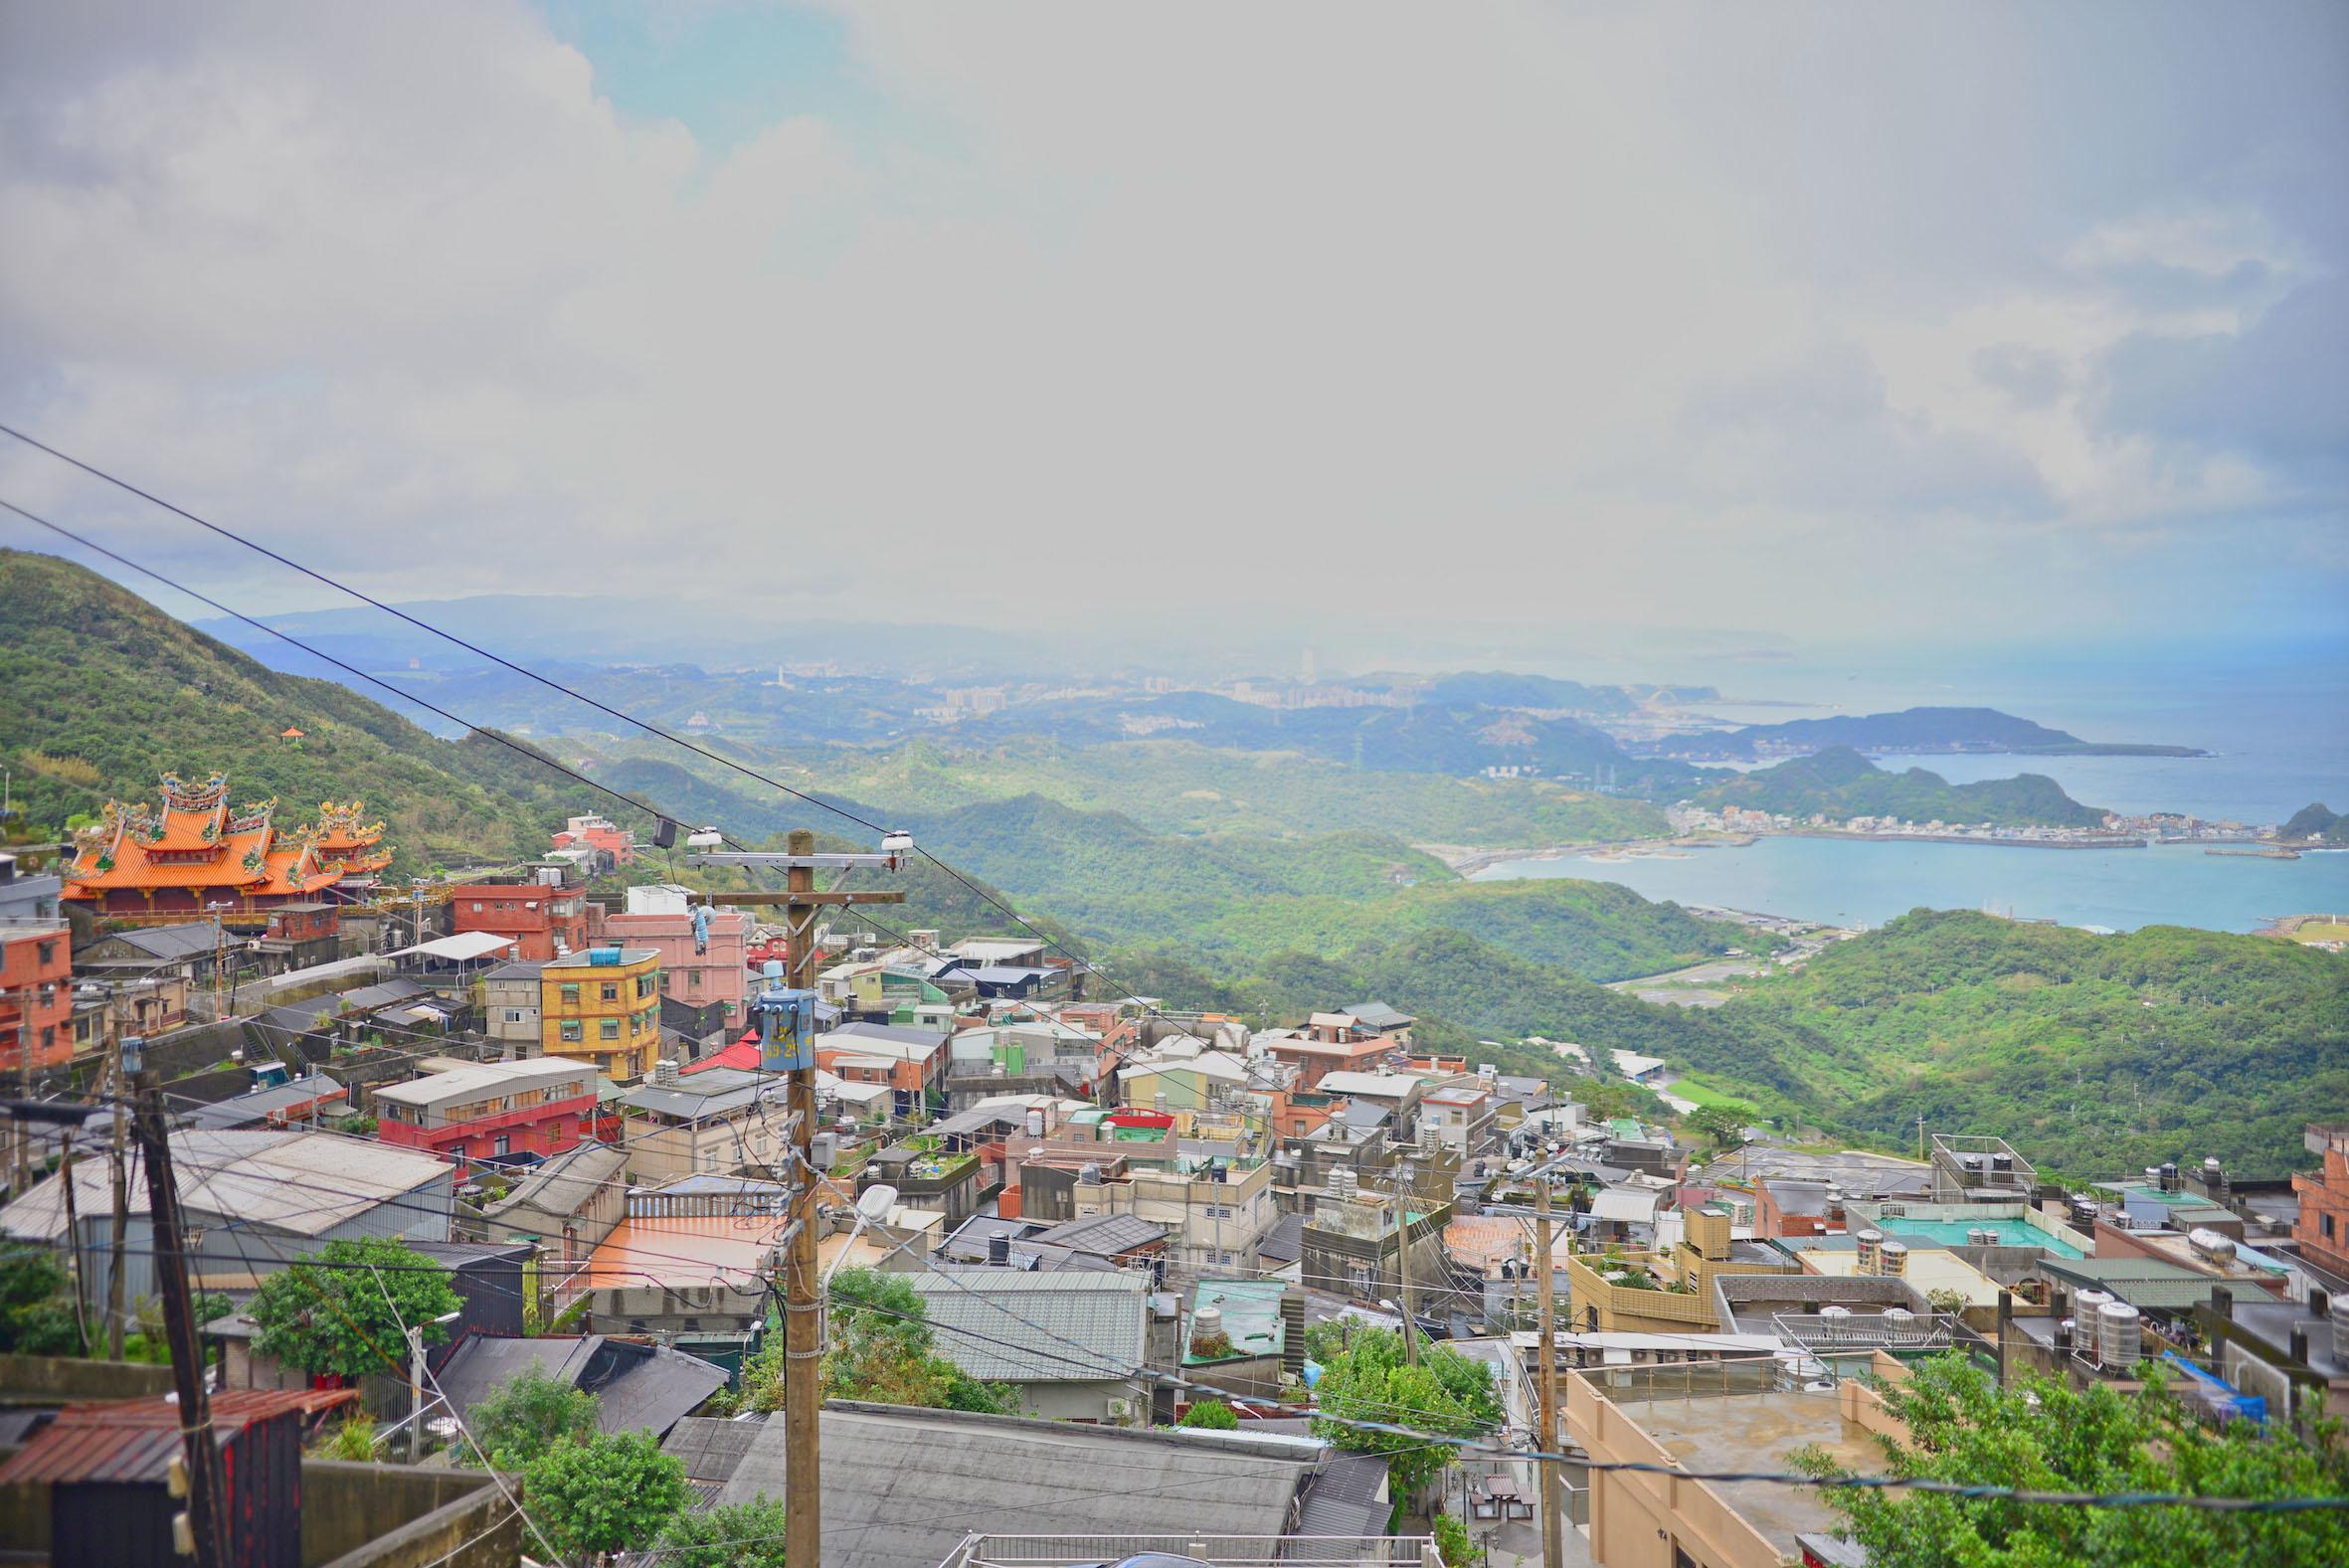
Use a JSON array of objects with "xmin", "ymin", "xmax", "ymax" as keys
[{"xmin": 0, "ymin": 1389, "xmax": 359, "ymax": 1485}]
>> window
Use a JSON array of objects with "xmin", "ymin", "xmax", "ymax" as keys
[
  {"xmin": 37, "ymin": 941, "xmax": 57, "ymax": 966},
  {"xmin": 602, "ymin": 983, "xmax": 620, "ymax": 1002},
  {"xmin": 560, "ymin": 1020, "xmax": 583, "ymax": 1042},
  {"xmin": 560, "ymin": 983, "xmax": 581, "ymax": 1004},
  {"xmin": 687, "ymin": 970, "xmax": 701, "ymax": 993},
  {"xmin": 636, "ymin": 975, "xmax": 655, "ymax": 999},
  {"xmin": 471, "ymin": 902, "xmax": 483, "ymax": 912},
  {"xmin": 504, "ymin": 1009, "xmax": 526, "ymax": 1024},
  {"xmin": 493, "ymin": 1134, "xmax": 511, "ymax": 1156},
  {"xmin": 601, "ymin": 1018, "xmax": 621, "ymax": 1041},
  {"xmin": 2326, "ymin": 1213, "xmax": 2338, "ymax": 1241}
]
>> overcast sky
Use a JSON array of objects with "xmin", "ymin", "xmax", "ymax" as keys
[{"xmin": 1, "ymin": 1, "xmax": 2343, "ymax": 655}]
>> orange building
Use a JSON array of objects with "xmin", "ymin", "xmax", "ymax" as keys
[
  {"xmin": 0, "ymin": 923, "xmax": 73, "ymax": 1072},
  {"xmin": 2294, "ymin": 1124, "xmax": 2349, "ymax": 1279},
  {"xmin": 63, "ymin": 774, "xmax": 392, "ymax": 923}
]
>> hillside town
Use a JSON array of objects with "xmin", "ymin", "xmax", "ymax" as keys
[{"xmin": 2, "ymin": 773, "xmax": 2343, "ymax": 1568}]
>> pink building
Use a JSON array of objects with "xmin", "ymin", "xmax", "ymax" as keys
[
  {"xmin": 551, "ymin": 813, "xmax": 636, "ymax": 868},
  {"xmin": 599, "ymin": 884, "xmax": 749, "ymax": 1013}
]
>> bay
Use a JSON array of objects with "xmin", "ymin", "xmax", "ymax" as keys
[{"xmin": 1470, "ymin": 837, "xmax": 2349, "ymax": 935}]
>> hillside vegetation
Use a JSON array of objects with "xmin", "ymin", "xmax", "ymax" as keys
[
  {"xmin": 1705, "ymin": 912, "xmax": 2349, "ymax": 1176},
  {"xmin": 0, "ymin": 550, "xmax": 602, "ymax": 867},
  {"xmin": 795, "ymin": 738, "xmax": 1670, "ymax": 845},
  {"xmin": 1693, "ymin": 747, "xmax": 2108, "ymax": 828}
]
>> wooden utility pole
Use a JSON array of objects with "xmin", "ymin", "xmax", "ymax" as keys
[
  {"xmin": 129, "ymin": 1066, "xmax": 229, "ymax": 1568},
  {"xmin": 782, "ymin": 832, "xmax": 824, "ymax": 1568},
  {"xmin": 106, "ymin": 1032, "xmax": 131, "ymax": 1360},
  {"xmin": 1394, "ymin": 1161, "xmax": 1418, "ymax": 1367},
  {"xmin": 1536, "ymin": 1177, "xmax": 1562, "ymax": 1568},
  {"xmin": 683, "ymin": 825, "xmax": 908, "ymax": 1568},
  {"xmin": 57, "ymin": 1129, "xmax": 87, "ymax": 1355}
]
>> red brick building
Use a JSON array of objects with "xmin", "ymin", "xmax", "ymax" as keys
[
  {"xmin": 0, "ymin": 922, "xmax": 73, "ymax": 1072},
  {"xmin": 2294, "ymin": 1124, "xmax": 2349, "ymax": 1278},
  {"xmin": 1753, "ymin": 1177, "xmax": 1837, "ymax": 1239},
  {"xmin": 450, "ymin": 880, "xmax": 590, "ymax": 962}
]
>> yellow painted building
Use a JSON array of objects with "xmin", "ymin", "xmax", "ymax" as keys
[{"xmin": 541, "ymin": 946, "xmax": 662, "ymax": 1082}]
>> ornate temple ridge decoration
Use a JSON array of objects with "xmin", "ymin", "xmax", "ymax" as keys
[{"xmin": 64, "ymin": 771, "xmax": 393, "ymax": 918}]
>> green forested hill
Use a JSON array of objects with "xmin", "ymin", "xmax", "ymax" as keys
[
  {"xmin": 1705, "ymin": 912, "xmax": 2349, "ymax": 1176},
  {"xmin": 1118, "ymin": 911, "xmax": 2346, "ymax": 1177},
  {"xmin": 796, "ymin": 737, "xmax": 1670, "ymax": 845},
  {"xmin": 0, "ymin": 549, "xmax": 603, "ymax": 866},
  {"xmin": 597, "ymin": 757, "xmax": 1758, "ymax": 981},
  {"xmin": 1693, "ymin": 747, "xmax": 2108, "ymax": 827}
]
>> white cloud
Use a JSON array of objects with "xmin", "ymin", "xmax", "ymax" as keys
[{"xmin": 0, "ymin": 0, "xmax": 2341, "ymax": 641}]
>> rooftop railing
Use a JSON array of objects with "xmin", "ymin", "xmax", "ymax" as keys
[{"xmin": 942, "ymin": 1535, "xmax": 1441, "ymax": 1568}]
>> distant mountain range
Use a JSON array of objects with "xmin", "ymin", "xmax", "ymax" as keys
[{"xmin": 1649, "ymin": 704, "xmax": 2203, "ymax": 760}]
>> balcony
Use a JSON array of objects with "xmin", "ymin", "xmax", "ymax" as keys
[{"xmin": 941, "ymin": 1535, "xmax": 1440, "ymax": 1568}]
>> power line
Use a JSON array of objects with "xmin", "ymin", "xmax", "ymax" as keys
[{"xmin": 0, "ymin": 430, "xmax": 1303, "ymax": 1053}]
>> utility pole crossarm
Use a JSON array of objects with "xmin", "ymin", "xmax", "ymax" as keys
[{"xmin": 693, "ymin": 890, "xmax": 907, "ymax": 908}]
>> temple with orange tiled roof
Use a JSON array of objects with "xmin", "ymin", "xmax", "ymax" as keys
[{"xmin": 63, "ymin": 773, "xmax": 393, "ymax": 923}]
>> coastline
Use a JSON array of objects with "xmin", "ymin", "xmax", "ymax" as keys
[{"xmin": 1427, "ymin": 825, "xmax": 2150, "ymax": 874}]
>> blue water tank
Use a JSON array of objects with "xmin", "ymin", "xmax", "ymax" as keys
[
  {"xmin": 587, "ymin": 945, "xmax": 624, "ymax": 966},
  {"xmin": 754, "ymin": 985, "xmax": 822, "ymax": 1072}
]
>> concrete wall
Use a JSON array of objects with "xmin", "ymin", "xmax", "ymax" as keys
[
  {"xmin": 0, "ymin": 1352, "xmax": 176, "ymax": 1404},
  {"xmin": 302, "ymin": 1461, "xmax": 519, "ymax": 1568},
  {"xmin": 1564, "ymin": 1376, "xmax": 1782, "ymax": 1568}
]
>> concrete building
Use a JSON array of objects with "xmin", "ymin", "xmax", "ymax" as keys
[
  {"xmin": 0, "ymin": 853, "xmax": 64, "ymax": 923},
  {"xmin": 600, "ymin": 883, "xmax": 749, "ymax": 1014},
  {"xmin": 451, "ymin": 876, "xmax": 589, "ymax": 963},
  {"xmin": 565, "ymin": 1187, "xmax": 789, "ymax": 1335},
  {"xmin": 541, "ymin": 945, "xmax": 662, "ymax": 1082},
  {"xmin": 468, "ymin": 1139, "xmax": 630, "ymax": 1265},
  {"xmin": 1061, "ymin": 1148, "xmax": 1278, "ymax": 1275},
  {"xmin": 1565, "ymin": 1355, "xmax": 1900, "ymax": 1568},
  {"xmin": 482, "ymin": 959, "xmax": 544, "ymax": 1056},
  {"xmin": 617, "ymin": 1062, "xmax": 786, "ymax": 1186},
  {"xmin": 550, "ymin": 813, "xmax": 635, "ymax": 868},
  {"xmin": 372, "ymin": 1055, "xmax": 599, "ymax": 1167}
]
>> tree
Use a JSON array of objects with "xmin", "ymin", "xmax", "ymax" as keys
[
  {"xmin": 740, "ymin": 1268, "xmax": 1014, "ymax": 1416},
  {"xmin": 248, "ymin": 1237, "xmax": 459, "ymax": 1385},
  {"xmin": 1178, "ymin": 1398, "xmax": 1239, "ymax": 1430},
  {"xmin": 1685, "ymin": 1102, "xmax": 1754, "ymax": 1153},
  {"xmin": 522, "ymin": 1431, "xmax": 690, "ymax": 1566},
  {"xmin": 1433, "ymin": 1512, "xmax": 1473, "ymax": 1568},
  {"xmin": 1309, "ymin": 1327, "xmax": 1500, "ymax": 1498},
  {"xmin": 464, "ymin": 1365, "xmax": 601, "ymax": 1469},
  {"xmin": 655, "ymin": 1497, "xmax": 790, "ymax": 1568},
  {"xmin": 1792, "ymin": 1352, "xmax": 2349, "ymax": 1567},
  {"xmin": 0, "ymin": 1244, "xmax": 80, "ymax": 1355}
]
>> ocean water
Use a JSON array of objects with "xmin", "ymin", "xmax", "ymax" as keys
[
  {"xmin": 1472, "ymin": 838, "xmax": 2349, "ymax": 934},
  {"xmin": 1563, "ymin": 635, "xmax": 2349, "ymax": 931},
  {"xmin": 1662, "ymin": 635, "xmax": 2349, "ymax": 827}
]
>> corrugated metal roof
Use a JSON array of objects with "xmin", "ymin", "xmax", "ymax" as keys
[
  {"xmin": 0, "ymin": 1130, "xmax": 452, "ymax": 1242},
  {"xmin": 906, "ymin": 1269, "xmax": 1146, "ymax": 1382},
  {"xmin": 1027, "ymin": 1213, "xmax": 1167, "ymax": 1257},
  {"xmin": 713, "ymin": 1405, "xmax": 1307, "ymax": 1568},
  {"xmin": 0, "ymin": 1389, "xmax": 359, "ymax": 1485}
]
